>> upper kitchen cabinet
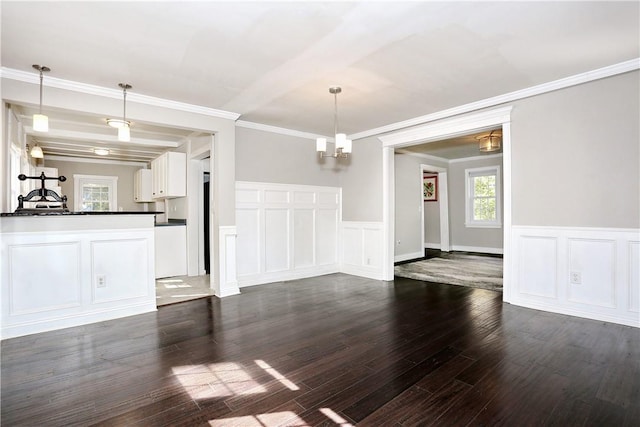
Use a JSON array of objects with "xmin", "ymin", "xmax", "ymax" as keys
[
  {"xmin": 134, "ymin": 169, "xmax": 153, "ymax": 202},
  {"xmin": 151, "ymin": 152, "xmax": 186, "ymax": 199}
]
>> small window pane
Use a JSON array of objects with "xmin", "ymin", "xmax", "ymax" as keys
[{"xmin": 473, "ymin": 175, "xmax": 496, "ymax": 197}]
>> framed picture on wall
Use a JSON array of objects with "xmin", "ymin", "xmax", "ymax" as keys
[{"xmin": 423, "ymin": 174, "xmax": 438, "ymax": 201}]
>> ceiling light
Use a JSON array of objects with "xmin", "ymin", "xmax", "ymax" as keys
[
  {"xmin": 477, "ymin": 131, "xmax": 502, "ymax": 153},
  {"xmin": 32, "ymin": 64, "xmax": 50, "ymax": 132},
  {"xmin": 109, "ymin": 83, "xmax": 132, "ymax": 142},
  {"xmin": 316, "ymin": 87, "xmax": 351, "ymax": 159},
  {"xmin": 94, "ymin": 148, "xmax": 109, "ymax": 156},
  {"xmin": 106, "ymin": 118, "xmax": 128, "ymax": 129},
  {"xmin": 30, "ymin": 144, "xmax": 44, "ymax": 159}
]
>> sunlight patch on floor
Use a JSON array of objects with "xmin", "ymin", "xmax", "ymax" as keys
[
  {"xmin": 320, "ymin": 408, "xmax": 354, "ymax": 426},
  {"xmin": 163, "ymin": 283, "xmax": 193, "ymax": 289},
  {"xmin": 207, "ymin": 412, "xmax": 304, "ymax": 427},
  {"xmin": 171, "ymin": 363, "xmax": 266, "ymax": 400},
  {"xmin": 255, "ymin": 359, "xmax": 299, "ymax": 391}
]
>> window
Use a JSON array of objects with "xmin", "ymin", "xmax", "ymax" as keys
[
  {"xmin": 73, "ymin": 175, "xmax": 118, "ymax": 212},
  {"xmin": 465, "ymin": 166, "xmax": 501, "ymax": 228}
]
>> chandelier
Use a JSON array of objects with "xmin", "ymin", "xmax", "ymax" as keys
[{"xmin": 316, "ymin": 87, "xmax": 352, "ymax": 159}]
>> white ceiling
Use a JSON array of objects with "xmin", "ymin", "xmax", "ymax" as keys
[{"xmin": 2, "ymin": 1, "xmax": 638, "ymax": 161}]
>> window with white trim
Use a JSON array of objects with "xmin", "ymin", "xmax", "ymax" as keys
[
  {"xmin": 73, "ymin": 175, "xmax": 118, "ymax": 212},
  {"xmin": 465, "ymin": 166, "xmax": 501, "ymax": 228}
]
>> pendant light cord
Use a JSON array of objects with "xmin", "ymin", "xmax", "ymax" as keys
[
  {"xmin": 334, "ymin": 91, "xmax": 338, "ymax": 137},
  {"xmin": 38, "ymin": 69, "xmax": 44, "ymax": 115}
]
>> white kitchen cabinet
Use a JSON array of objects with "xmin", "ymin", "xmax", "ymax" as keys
[
  {"xmin": 151, "ymin": 152, "xmax": 186, "ymax": 199},
  {"xmin": 154, "ymin": 225, "xmax": 187, "ymax": 278},
  {"xmin": 134, "ymin": 169, "xmax": 153, "ymax": 202}
]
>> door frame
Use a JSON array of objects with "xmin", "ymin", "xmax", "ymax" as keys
[
  {"xmin": 380, "ymin": 106, "xmax": 513, "ymax": 302},
  {"xmin": 420, "ymin": 164, "xmax": 450, "ymax": 252}
]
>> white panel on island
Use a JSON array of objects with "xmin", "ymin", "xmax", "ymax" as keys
[{"xmin": 0, "ymin": 214, "xmax": 157, "ymax": 339}]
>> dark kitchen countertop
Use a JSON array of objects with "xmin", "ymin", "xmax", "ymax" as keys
[
  {"xmin": 1, "ymin": 211, "xmax": 163, "ymax": 217},
  {"xmin": 155, "ymin": 219, "xmax": 187, "ymax": 227}
]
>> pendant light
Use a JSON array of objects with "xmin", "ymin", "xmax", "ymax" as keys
[
  {"xmin": 316, "ymin": 87, "xmax": 351, "ymax": 159},
  {"xmin": 107, "ymin": 83, "xmax": 132, "ymax": 142},
  {"xmin": 29, "ymin": 143, "xmax": 44, "ymax": 158},
  {"xmin": 477, "ymin": 130, "xmax": 502, "ymax": 153},
  {"xmin": 32, "ymin": 65, "xmax": 51, "ymax": 132}
]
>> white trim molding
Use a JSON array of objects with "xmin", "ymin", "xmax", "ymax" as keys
[
  {"xmin": 511, "ymin": 225, "xmax": 640, "ymax": 328},
  {"xmin": 236, "ymin": 120, "xmax": 328, "ymax": 141},
  {"xmin": 217, "ymin": 225, "xmax": 241, "ymax": 297},
  {"xmin": 381, "ymin": 106, "xmax": 513, "ymax": 298},
  {"xmin": 341, "ymin": 221, "xmax": 384, "ymax": 280},
  {"xmin": 235, "ymin": 181, "xmax": 341, "ymax": 287}
]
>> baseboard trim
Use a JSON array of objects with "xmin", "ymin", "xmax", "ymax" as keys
[
  {"xmin": 450, "ymin": 245, "xmax": 504, "ymax": 255},
  {"xmin": 340, "ymin": 264, "xmax": 384, "ymax": 280},
  {"xmin": 394, "ymin": 251, "xmax": 424, "ymax": 263},
  {"xmin": 238, "ymin": 265, "xmax": 340, "ymax": 288},
  {"xmin": 507, "ymin": 299, "xmax": 640, "ymax": 329},
  {"xmin": 423, "ymin": 242, "xmax": 441, "ymax": 250},
  {"xmin": 1, "ymin": 301, "xmax": 157, "ymax": 340}
]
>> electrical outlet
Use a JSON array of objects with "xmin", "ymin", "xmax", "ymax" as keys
[
  {"xmin": 96, "ymin": 274, "xmax": 107, "ymax": 288},
  {"xmin": 570, "ymin": 272, "xmax": 581, "ymax": 284}
]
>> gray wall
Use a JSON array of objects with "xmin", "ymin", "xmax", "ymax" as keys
[
  {"xmin": 235, "ymin": 127, "xmax": 341, "ymax": 187},
  {"xmin": 448, "ymin": 156, "xmax": 503, "ymax": 249},
  {"xmin": 45, "ymin": 159, "xmax": 146, "ymax": 212},
  {"xmin": 511, "ymin": 71, "xmax": 639, "ymax": 228},
  {"xmin": 423, "ymin": 176, "xmax": 441, "ymax": 245},
  {"xmin": 394, "ymin": 153, "xmax": 426, "ymax": 256},
  {"xmin": 341, "ymin": 71, "xmax": 639, "ymax": 236},
  {"xmin": 341, "ymin": 136, "xmax": 383, "ymax": 222}
]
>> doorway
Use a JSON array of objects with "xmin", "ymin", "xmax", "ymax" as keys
[
  {"xmin": 381, "ymin": 106, "xmax": 512, "ymax": 302},
  {"xmin": 203, "ymin": 171, "xmax": 210, "ymax": 274}
]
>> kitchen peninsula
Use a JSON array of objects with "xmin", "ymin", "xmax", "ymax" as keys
[{"xmin": 0, "ymin": 211, "xmax": 158, "ymax": 339}]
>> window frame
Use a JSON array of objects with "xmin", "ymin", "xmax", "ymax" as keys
[
  {"xmin": 73, "ymin": 174, "xmax": 118, "ymax": 212},
  {"xmin": 465, "ymin": 166, "xmax": 501, "ymax": 228}
]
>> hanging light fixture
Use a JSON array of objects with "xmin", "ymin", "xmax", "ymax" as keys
[
  {"xmin": 107, "ymin": 83, "xmax": 132, "ymax": 142},
  {"xmin": 477, "ymin": 130, "xmax": 502, "ymax": 153},
  {"xmin": 29, "ymin": 143, "xmax": 44, "ymax": 159},
  {"xmin": 32, "ymin": 64, "xmax": 51, "ymax": 132},
  {"xmin": 316, "ymin": 87, "xmax": 351, "ymax": 159}
]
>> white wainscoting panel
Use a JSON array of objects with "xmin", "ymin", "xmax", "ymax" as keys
[
  {"xmin": 9, "ymin": 242, "xmax": 82, "ymax": 315},
  {"xmin": 218, "ymin": 226, "xmax": 240, "ymax": 297},
  {"xmin": 236, "ymin": 208, "xmax": 261, "ymax": 276},
  {"xmin": 1, "ymin": 224, "xmax": 156, "ymax": 339},
  {"xmin": 629, "ymin": 242, "xmax": 640, "ymax": 313},
  {"xmin": 92, "ymin": 238, "xmax": 150, "ymax": 303},
  {"xmin": 264, "ymin": 208, "xmax": 290, "ymax": 273},
  {"xmin": 293, "ymin": 209, "xmax": 315, "ymax": 268},
  {"xmin": 512, "ymin": 226, "xmax": 640, "ymax": 327},
  {"xmin": 518, "ymin": 235, "xmax": 557, "ymax": 300},
  {"xmin": 341, "ymin": 222, "xmax": 384, "ymax": 280},
  {"xmin": 568, "ymin": 238, "xmax": 616, "ymax": 308},
  {"xmin": 236, "ymin": 182, "xmax": 340, "ymax": 287}
]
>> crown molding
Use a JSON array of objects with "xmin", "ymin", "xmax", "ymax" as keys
[
  {"xmin": 5, "ymin": 58, "xmax": 638, "ymax": 141},
  {"xmin": 353, "ymin": 58, "xmax": 640, "ymax": 141},
  {"xmin": 1, "ymin": 67, "xmax": 241, "ymax": 121},
  {"xmin": 236, "ymin": 120, "xmax": 328, "ymax": 141}
]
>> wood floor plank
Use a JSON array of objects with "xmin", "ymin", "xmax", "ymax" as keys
[{"xmin": 1, "ymin": 272, "xmax": 638, "ymax": 426}]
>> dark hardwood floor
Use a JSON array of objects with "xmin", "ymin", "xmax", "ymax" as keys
[{"xmin": 2, "ymin": 273, "xmax": 638, "ymax": 426}]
